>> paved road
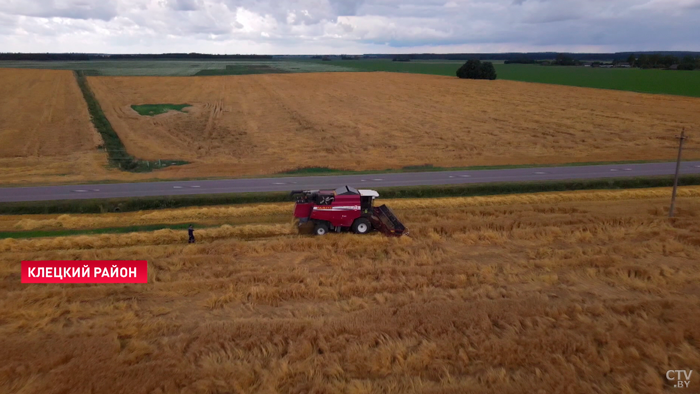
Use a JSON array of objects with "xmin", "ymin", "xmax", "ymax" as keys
[{"xmin": 1, "ymin": 161, "xmax": 700, "ymax": 203}]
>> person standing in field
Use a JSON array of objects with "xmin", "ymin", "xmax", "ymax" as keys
[{"xmin": 188, "ymin": 225, "xmax": 195, "ymax": 244}]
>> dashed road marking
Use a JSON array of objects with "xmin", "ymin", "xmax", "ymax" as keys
[
  {"xmin": 91, "ymin": 189, "xmax": 100, "ymax": 192},
  {"xmin": 73, "ymin": 190, "xmax": 88, "ymax": 193},
  {"xmin": 459, "ymin": 175, "xmax": 471, "ymax": 178},
  {"xmin": 624, "ymin": 168, "xmax": 632, "ymax": 171},
  {"xmin": 372, "ymin": 179, "xmax": 383, "ymax": 181},
  {"xmin": 173, "ymin": 186, "xmax": 183, "ymax": 189},
  {"xmin": 272, "ymin": 182, "xmax": 286, "ymax": 185},
  {"xmin": 190, "ymin": 186, "xmax": 201, "ymax": 188},
  {"xmin": 534, "ymin": 172, "xmax": 546, "ymax": 175},
  {"xmin": 610, "ymin": 169, "xmax": 619, "ymax": 172}
]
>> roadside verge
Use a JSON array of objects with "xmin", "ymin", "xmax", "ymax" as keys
[{"xmin": 2, "ymin": 174, "xmax": 699, "ymax": 215}]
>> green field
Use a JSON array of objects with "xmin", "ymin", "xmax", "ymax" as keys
[
  {"xmin": 495, "ymin": 65, "xmax": 700, "ymax": 97},
  {"xmin": 194, "ymin": 64, "xmax": 291, "ymax": 76},
  {"xmin": 131, "ymin": 104, "xmax": 192, "ymax": 116},
  {"xmin": 337, "ymin": 60, "xmax": 700, "ymax": 97},
  {"xmin": 2, "ymin": 58, "xmax": 700, "ymax": 97},
  {"xmin": 0, "ymin": 59, "xmax": 354, "ymax": 76}
]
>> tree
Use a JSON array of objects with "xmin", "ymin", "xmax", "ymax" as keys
[
  {"xmin": 637, "ymin": 54, "xmax": 650, "ymax": 68},
  {"xmin": 627, "ymin": 54, "xmax": 636, "ymax": 67},
  {"xmin": 678, "ymin": 55, "xmax": 696, "ymax": 70},
  {"xmin": 661, "ymin": 55, "xmax": 678, "ymax": 67},
  {"xmin": 553, "ymin": 53, "xmax": 578, "ymax": 66},
  {"xmin": 456, "ymin": 59, "xmax": 497, "ymax": 80},
  {"xmin": 480, "ymin": 62, "xmax": 497, "ymax": 80},
  {"xmin": 649, "ymin": 54, "xmax": 662, "ymax": 68}
]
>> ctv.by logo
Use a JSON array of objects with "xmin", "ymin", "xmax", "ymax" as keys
[{"xmin": 667, "ymin": 370, "xmax": 693, "ymax": 388}]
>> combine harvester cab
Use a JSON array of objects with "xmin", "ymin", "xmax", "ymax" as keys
[{"xmin": 291, "ymin": 185, "xmax": 409, "ymax": 237}]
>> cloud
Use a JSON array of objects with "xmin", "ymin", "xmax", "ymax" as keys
[
  {"xmin": 329, "ymin": 0, "xmax": 365, "ymax": 15},
  {"xmin": 0, "ymin": 0, "xmax": 118, "ymax": 21},
  {"xmin": 0, "ymin": 13, "xmax": 18, "ymax": 35},
  {"xmin": 166, "ymin": 0, "xmax": 200, "ymax": 11},
  {"xmin": 0, "ymin": 0, "xmax": 698, "ymax": 53}
]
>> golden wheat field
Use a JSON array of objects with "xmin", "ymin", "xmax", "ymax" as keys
[
  {"xmin": 0, "ymin": 69, "xmax": 122, "ymax": 185},
  {"xmin": 2, "ymin": 189, "xmax": 700, "ymax": 394},
  {"xmin": 86, "ymin": 72, "xmax": 700, "ymax": 179}
]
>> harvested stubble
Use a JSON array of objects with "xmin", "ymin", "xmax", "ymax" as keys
[
  {"xmin": 0, "ymin": 69, "xmax": 125, "ymax": 185},
  {"xmin": 1, "ymin": 190, "xmax": 700, "ymax": 394},
  {"xmin": 86, "ymin": 72, "xmax": 700, "ymax": 180}
]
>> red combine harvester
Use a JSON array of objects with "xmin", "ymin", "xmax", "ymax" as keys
[{"xmin": 291, "ymin": 185, "xmax": 409, "ymax": 237}]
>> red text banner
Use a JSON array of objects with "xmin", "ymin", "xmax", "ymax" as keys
[{"xmin": 21, "ymin": 261, "xmax": 148, "ymax": 284}]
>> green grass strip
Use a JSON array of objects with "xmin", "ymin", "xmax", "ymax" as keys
[
  {"xmin": 131, "ymin": 104, "xmax": 191, "ymax": 116},
  {"xmin": 194, "ymin": 64, "xmax": 290, "ymax": 76},
  {"xmin": 277, "ymin": 160, "xmax": 682, "ymax": 176},
  {"xmin": 0, "ymin": 223, "xmax": 212, "ymax": 240},
  {"xmin": 74, "ymin": 71, "xmax": 188, "ymax": 172},
  {"xmin": 2, "ymin": 175, "xmax": 699, "ymax": 215}
]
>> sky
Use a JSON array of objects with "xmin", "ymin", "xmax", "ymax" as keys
[{"xmin": 0, "ymin": 0, "xmax": 699, "ymax": 54}]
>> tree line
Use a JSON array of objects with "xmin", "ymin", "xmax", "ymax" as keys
[
  {"xmin": 0, "ymin": 53, "xmax": 273, "ymax": 61},
  {"xmin": 0, "ymin": 53, "xmax": 90, "ymax": 61},
  {"xmin": 625, "ymin": 54, "xmax": 700, "ymax": 70},
  {"xmin": 505, "ymin": 53, "xmax": 700, "ymax": 70}
]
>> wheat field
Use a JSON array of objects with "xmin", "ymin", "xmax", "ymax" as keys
[
  {"xmin": 3, "ymin": 70, "xmax": 700, "ymax": 185},
  {"xmin": 86, "ymin": 72, "xmax": 700, "ymax": 179},
  {"xmin": 2, "ymin": 189, "xmax": 699, "ymax": 393},
  {"xmin": 0, "ymin": 69, "xmax": 123, "ymax": 185}
]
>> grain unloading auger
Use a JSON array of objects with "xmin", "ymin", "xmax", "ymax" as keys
[{"xmin": 291, "ymin": 185, "xmax": 409, "ymax": 237}]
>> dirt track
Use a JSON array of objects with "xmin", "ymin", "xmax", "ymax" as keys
[{"xmin": 88, "ymin": 72, "xmax": 700, "ymax": 178}]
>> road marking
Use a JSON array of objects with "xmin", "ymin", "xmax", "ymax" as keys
[
  {"xmin": 372, "ymin": 179, "xmax": 383, "ymax": 181},
  {"xmin": 91, "ymin": 189, "xmax": 100, "ymax": 192},
  {"xmin": 624, "ymin": 168, "xmax": 632, "ymax": 171},
  {"xmin": 459, "ymin": 175, "xmax": 471, "ymax": 178},
  {"xmin": 449, "ymin": 176, "xmax": 455, "ymax": 178},
  {"xmin": 73, "ymin": 190, "xmax": 88, "ymax": 193},
  {"xmin": 610, "ymin": 169, "xmax": 618, "ymax": 172},
  {"xmin": 360, "ymin": 180, "xmax": 367, "ymax": 182},
  {"xmin": 695, "ymin": 165, "xmax": 700, "ymax": 168},
  {"xmin": 272, "ymin": 182, "xmax": 286, "ymax": 185},
  {"xmin": 190, "ymin": 186, "xmax": 201, "ymax": 188},
  {"xmin": 173, "ymin": 186, "xmax": 183, "ymax": 189},
  {"xmin": 534, "ymin": 172, "xmax": 546, "ymax": 175}
]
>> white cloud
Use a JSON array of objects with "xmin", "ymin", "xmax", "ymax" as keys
[
  {"xmin": 0, "ymin": 0, "xmax": 118, "ymax": 21},
  {"xmin": 0, "ymin": 0, "xmax": 698, "ymax": 53}
]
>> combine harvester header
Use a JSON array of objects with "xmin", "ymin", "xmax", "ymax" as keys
[{"xmin": 290, "ymin": 185, "xmax": 408, "ymax": 237}]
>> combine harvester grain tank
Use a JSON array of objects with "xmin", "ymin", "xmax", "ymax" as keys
[{"xmin": 290, "ymin": 185, "xmax": 408, "ymax": 237}]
